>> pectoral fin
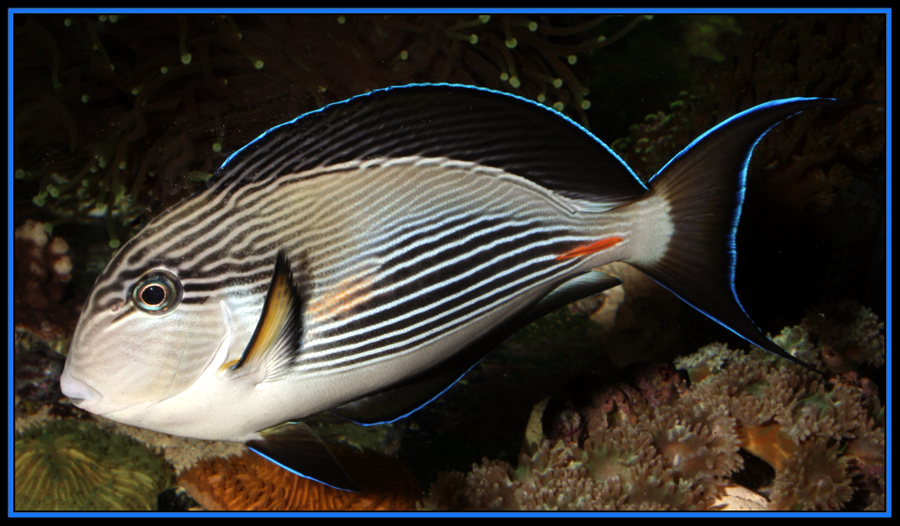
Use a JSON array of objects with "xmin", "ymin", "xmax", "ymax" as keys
[
  {"xmin": 246, "ymin": 421, "xmax": 358, "ymax": 491},
  {"xmin": 223, "ymin": 249, "xmax": 306, "ymax": 382}
]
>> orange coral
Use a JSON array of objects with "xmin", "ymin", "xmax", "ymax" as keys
[{"xmin": 179, "ymin": 448, "xmax": 421, "ymax": 511}]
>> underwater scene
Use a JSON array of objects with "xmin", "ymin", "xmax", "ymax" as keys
[{"xmin": 12, "ymin": 12, "xmax": 886, "ymax": 512}]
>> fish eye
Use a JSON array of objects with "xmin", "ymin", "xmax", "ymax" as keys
[{"xmin": 132, "ymin": 270, "xmax": 183, "ymax": 315}]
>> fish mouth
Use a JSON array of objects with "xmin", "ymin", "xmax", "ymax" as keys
[
  {"xmin": 59, "ymin": 370, "xmax": 108, "ymax": 414},
  {"xmin": 60, "ymin": 370, "xmax": 162, "ymax": 421}
]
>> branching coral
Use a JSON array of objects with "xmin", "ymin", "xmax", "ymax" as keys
[
  {"xmin": 422, "ymin": 302, "xmax": 885, "ymax": 511},
  {"xmin": 13, "ymin": 220, "xmax": 83, "ymax": 362},
  {"xmin": 178, "ymin": 448, "xmax": 421, "ymax": 511},
  {"xmin": 14, "ymin": 420, "xmax": 174, "ymax": 511},
  {"xmin": 14, "ymin": 220, "xmax": 72, "ymax": 310}
]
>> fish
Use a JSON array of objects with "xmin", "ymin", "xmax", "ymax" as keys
[{"xmin": 60, "ymin": 83, "xmax": 848, "ymax": 491}]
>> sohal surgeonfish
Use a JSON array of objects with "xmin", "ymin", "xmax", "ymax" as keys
[{"xmin": 61, "ymin": 84, "xmax": 848, "ymax": 490}]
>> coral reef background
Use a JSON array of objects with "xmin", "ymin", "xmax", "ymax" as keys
[
  {"xmin": 12, "ymin": 13, "xmax": 885, "ymax": 512},
  {"xmin": 420, "ymin": 303, "xmax": 885, "ymax": 510},
  {"xmin": 14, "ymin": 419, "xmax": 173, "ymax": 511},
  {"xmin": 178, "ymin": 449, "xmax": 422, "ymax": 511}
]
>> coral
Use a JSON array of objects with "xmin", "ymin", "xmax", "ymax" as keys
[
  {"xmin": 88, "ymin": 419, "xmax": 247, "ymax": 476},
  {"xmin": 422, "ymin": 363, "xmax": 742, "ymax": 511},
  {"xmin": 675, "ymin": 315, "xmax": 885, "ymax": 511},
  {"xmin": 13, "ymin": 220, "xmax": 84, "ymax": 420},
  {"xmin": 722, "ymin": 15, "xmax": 885, "ymax": 222},
  {"xmin": 612, "ymin": 15, "xmax": 885, "ymax": 201},
  {"xmin": 800, "ymin": 300, "xmax": 886, "ymax": 373},
  {"xmin": 178, "ymin": 448, "xmax": 421, "ymax": 511},
  {"xmin": 14, "ymin": 419, "xmax": 174, "ymax": 511},
  {"xmin": 13, "ymin": 220, "xmax": 85, "ymax": 353},
  {"xmin": 422, "ymin": 306, "xmax": 885, "ymax": 511},
  {"xmin": 769, "ymin": 437, "xmax": 852, "ymax": 511},
  {"xmin": 13, "ymin": 14, "xmax": 884, "ymax": 512},
  {"xmin": 678, "ymin": 15, "xmax": 742, "ymax": 63},
  {"xmin": 13, "ymin": 331, "xmax": 66, "ymax": 417},
  {"xmin": 14, "ymin": 220, "xmax": 72, "ymax": 308},
  {"xmin": 14, "ymin": 14, "xmax": 644, "ymax": 245},
  {"xmin": 610, "ymin": 94, "xmax": 700, "ymax": 183}
]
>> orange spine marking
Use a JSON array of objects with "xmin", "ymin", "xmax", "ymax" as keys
[
  {"xmin": 556, "ymin": 236, "xmax": 623, "ymax": 261},
  {"xmin": 308, "ymin": 272, "xmax": 374, "ymax": 323}
]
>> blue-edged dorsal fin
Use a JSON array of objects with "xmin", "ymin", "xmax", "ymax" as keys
[
  {"xmin": 209, "ymin": 84, "xmax": 647, "ymax": 209},
  {"xmin": 334, "ymin": 271, "xmax": 621, "ymax": 425},
  {"xmin": 224, "ymin": 249, "xmax": 305, "ymax": 382},
  {"xmin": 247, "ymin": 421, "xmax": 358, "ymax": 491},
  {"xmin": 631, "ymin": 98, "xmax": 855, "ymax": 375}
]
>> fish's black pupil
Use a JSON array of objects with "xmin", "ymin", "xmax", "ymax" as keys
[{"xmin": 141, "ymin": 285, "xmax": 167, "ymax": 306}]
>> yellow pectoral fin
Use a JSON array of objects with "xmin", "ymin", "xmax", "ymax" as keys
[{"xmin": 225, "ymin": 249, "xmax": 306, "ymax": 382}]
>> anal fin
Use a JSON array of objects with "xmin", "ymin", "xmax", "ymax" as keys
[{"xmin": 246, "ymin": 421, "xmax": 358, "ymax": 491}]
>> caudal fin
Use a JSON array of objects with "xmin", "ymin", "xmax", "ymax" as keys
[{"xmin": 628, "ymin": 98, "xmax": 851, "ymax": 374}]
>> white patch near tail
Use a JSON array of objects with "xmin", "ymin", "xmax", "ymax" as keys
[{"xmin": 622, "ymin": 193, "xmax": 674, "ymax": 268}]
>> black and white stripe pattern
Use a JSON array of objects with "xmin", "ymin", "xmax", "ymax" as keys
[
  {"xmin": 82, "ymin": 156, "xmax": 629, "ymax": 378},
  {"xmin": 76, "ymin": 84, "xmax": 653, "ymax": 385}
]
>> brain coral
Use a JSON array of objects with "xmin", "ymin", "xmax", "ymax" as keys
[
  {"xmin": 14, "ymin": 420, "xmax": 173, "ymax": 511},
  {"xmin": 178, "ymin": 448, "xmax": 421, "ymax": 511}
]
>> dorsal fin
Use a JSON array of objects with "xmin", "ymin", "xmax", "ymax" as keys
[{"xmin": 209, "ymin": 84, "xmax": 647, "ymax": 209}]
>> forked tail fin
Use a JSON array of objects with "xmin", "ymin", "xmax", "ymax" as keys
[{"xmin": 628, "ymin": 98, "xmax": 852, "ymax": 374}]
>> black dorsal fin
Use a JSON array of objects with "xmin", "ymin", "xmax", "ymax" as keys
[{"xmin": 209, "ymin": 84, "xmax": 647, "ymax": 208}]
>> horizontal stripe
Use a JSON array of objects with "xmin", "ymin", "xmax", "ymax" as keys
[{"xmin": 81, "ymin": 155, "xmax": 631, "ymax": 379}]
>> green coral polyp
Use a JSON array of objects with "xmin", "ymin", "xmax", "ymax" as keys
[{"xmin": 14, "ymin": 420, "xmax": 173, "ymax": 511}]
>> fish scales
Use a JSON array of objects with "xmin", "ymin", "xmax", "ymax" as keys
[{"xmin": 61, "ymin": 83, "xmax": 854, "ymax": 490}]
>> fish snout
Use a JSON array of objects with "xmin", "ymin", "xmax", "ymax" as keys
[{"xmin": 59, "ymin": 370, "xmax": 104, "ymax": 412}]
